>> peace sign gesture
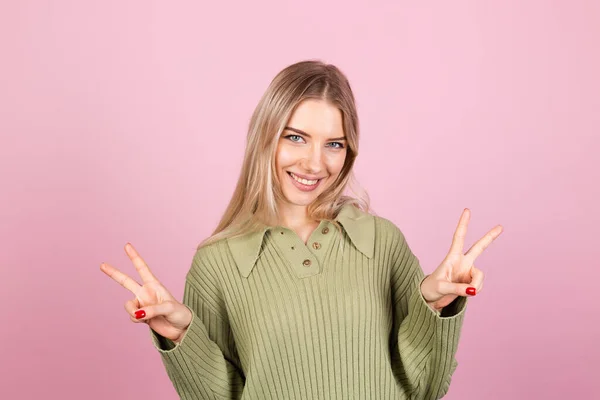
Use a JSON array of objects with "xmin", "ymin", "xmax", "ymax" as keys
[
  {"xmin": 100, "ymin": 243, "xmax": 192, "ymax": 343},
  {"xmin": 420, "ymin": 209, "xmax": 504, "ymax": 312}
]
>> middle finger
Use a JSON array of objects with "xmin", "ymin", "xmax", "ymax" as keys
[
  {"xmin": 125, "ymin": 243, "xmax": 159, "ymax": 284},
  {"xmin": 448, "ymin": 209, "xmax": 470, "ymax": 256}
]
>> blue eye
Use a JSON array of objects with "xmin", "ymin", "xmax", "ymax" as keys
[
  {"xmin": 286, "ymin": 134, "xmax": 303, "ymax": 143},
  {"xmin": 284, "ymin": 134, "xmax": 344, "ymax": 149}
]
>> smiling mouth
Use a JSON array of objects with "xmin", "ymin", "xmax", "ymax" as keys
[{"xmin": 287, "ymin": 171, "xmax": 322, "ymax": 185}]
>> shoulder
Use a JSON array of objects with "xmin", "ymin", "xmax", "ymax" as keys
[
  {"xmin": 188, "ymin": 238, "xmax": 231, "ymax": 277},
  {"xmin": 195, "ymin": 237, "xmax": 230, "ymax": 258},
  {"xmin": 341, "ymin": 205, "xmax": 409, "ymax": 248},
  {"xmin": 372, "ymin": 214, "xmax": 407, "ymax": 242},
  {"xmin": 369, "ymin": 213, "xmax": 415, "ymax": 259},
  {"xmin": 369, "ymin": 215, "xmax": 420, "ymax": 270}
]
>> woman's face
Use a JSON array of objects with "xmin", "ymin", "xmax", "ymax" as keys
[{"xmin": 275, "ymin": 99, "xmax": 347, "ymax": 210}]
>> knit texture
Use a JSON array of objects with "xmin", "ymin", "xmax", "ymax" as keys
[{"xmin": 150, "ymin": 204, "xmax": 467, "ymax": 399}]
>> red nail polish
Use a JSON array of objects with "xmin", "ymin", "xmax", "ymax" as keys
[
  {"xmin": 466, "ymin": 287, "xmax": 476, "ymax": 296},
  {"xmin": 135, "ymin": 310, "xmax": 146, "ymax": 319}
]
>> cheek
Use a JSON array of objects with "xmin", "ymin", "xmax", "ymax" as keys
[
  {"xmin": 275, "ymin": 144, "xmax": 294, "ymax": 184},
  {"xmin": 324, "ymin": 151, "xmax": 347, "ymax": 175},
  {"xmin": 276, "ymin": 144, "xmax": 298, "ymax": 168}
]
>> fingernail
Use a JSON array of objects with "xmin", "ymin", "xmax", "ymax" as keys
[
  {"xmin": 135, "ymin": 310, "xmax": 146, "ymax": 319},
  {"xmin": 466, "ymin": 287, "xmax": 476, "ymax": 296}
]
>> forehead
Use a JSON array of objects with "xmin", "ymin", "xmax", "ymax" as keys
[{"xmin": 286, "ymin": 99, "xmax": 344, "ymax": 137}]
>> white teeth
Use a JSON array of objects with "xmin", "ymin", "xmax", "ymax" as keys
[{"xmin": 290, "ymin": 172, "xmax": 318, "ymax": 185}]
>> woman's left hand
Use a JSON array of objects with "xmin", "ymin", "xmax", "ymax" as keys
[{"xmin": 420, "ymin": 208, "xmax": 503, "ymax": 312}]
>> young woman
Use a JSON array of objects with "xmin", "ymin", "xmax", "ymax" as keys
[{"xmin": 101, "ymin": 60, "xmax": 503, "ymax": 399}]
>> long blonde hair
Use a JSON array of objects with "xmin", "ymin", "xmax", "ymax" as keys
[{"xmin": 198, "ymin": 59, "xmax": 371, "ymax": 249}]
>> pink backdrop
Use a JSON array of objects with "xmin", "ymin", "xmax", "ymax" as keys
[{"xmin": 1, "ymin": 1, "xmax": 598, "ymax": 398}]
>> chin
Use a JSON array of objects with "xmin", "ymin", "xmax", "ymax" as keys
[
  {"xmin": 281, "ymin": 180, "xmax": 326, "ymax": 206},
  {"xmin": 281, "ymin": 190, "xmax": 320, "ymax": 207}
]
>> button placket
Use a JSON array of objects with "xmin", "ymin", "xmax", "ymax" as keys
[
  {"xmin": 274, "ymin": 228, "xmax": 319, "ymax": 278},
  {"xmin": 306, "ymin": 220, "xmax": 334, "ymax": 268}
]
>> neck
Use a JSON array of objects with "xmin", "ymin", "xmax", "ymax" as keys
[{"xmin": 277, "ymin": 203, "xmax": 317, "ymax": 230}]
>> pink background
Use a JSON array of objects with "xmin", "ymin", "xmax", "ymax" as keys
[{"xmin": 1, "ymin": 1, "xmax": 598, "ymax": 399}]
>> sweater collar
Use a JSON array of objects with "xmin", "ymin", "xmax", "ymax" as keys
[{"xmin": 227, "ymin": 203, "xmax": 375, "ymax": 278}]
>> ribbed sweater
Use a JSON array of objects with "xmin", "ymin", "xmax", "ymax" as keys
[{"xmin": 150, "ymin": 204, "xmax": 468, "ymax": 399}]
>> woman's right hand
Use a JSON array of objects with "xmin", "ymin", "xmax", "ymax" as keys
[{"xmin": 100, "ymin": 243, "xmax": 192, "ymax": 343}]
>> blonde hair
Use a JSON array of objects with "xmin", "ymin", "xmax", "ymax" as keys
[{"xmin": 198, "ymin": 59, "xmax": 371, "ymax": 249}]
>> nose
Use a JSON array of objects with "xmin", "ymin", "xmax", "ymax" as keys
[{"xmin": 299, "ymin": 145, "xmax": 323, "ymax": 173}]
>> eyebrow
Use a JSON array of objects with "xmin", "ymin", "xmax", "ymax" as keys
[{"xmin": 284, "ymin": 126, "xmax": 346, "ymax": 141}]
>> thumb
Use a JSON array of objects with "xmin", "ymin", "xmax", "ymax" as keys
[
  {"xmin": 132, "ymin": 301, "xmax": 178, "ymax": 322},
  {"xmin": 437, "ymin": 280, "xmax": 477, "ymax": 297}
]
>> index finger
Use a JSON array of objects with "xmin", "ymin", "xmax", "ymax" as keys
[
  {"xmin": 100, "ymin": 262, "xmax": 142, "ymax": 296},
  {"xmin": 124, "ymin": 243, "xmax": 159, "ymax": 284},
  {"xmin": 465, "ymin": 225, "xmax": 504, "ymax": 261}
]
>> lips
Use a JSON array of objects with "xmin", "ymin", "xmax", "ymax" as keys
[
  {"xmin": 286, "ymin": 171, "xmax": 322, "ymax": 192},
  {"xmin": 287, "ymin": 171, "xmax": 322, "ymax": 181}
]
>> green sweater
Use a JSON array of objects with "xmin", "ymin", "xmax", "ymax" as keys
[{"xmin": 150, "ymin": 204, "xmax": 468, "ymax": 399}]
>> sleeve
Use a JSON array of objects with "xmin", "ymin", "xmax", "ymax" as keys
[
  {"xmin": 148, "ymin": 249, "xmax": 245, "ymax": 400},
  {"xmin": 388, "ymin": 222, "xmax": 468, "ymax": 400}
]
